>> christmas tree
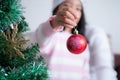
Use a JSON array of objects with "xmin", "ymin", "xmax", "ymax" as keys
[{"xmin": 0, "ymin": 0, "xmax": 48, "ymax": 79}]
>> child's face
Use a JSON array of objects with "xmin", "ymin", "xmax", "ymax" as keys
[{"xmin": 60, "ymin": 0, "xmax": 82, "ymax": 23}]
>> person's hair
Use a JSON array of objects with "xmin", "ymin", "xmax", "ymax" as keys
[{"xmin": 52, "ymin": 5, "xmax": 86, "ymax": 37}]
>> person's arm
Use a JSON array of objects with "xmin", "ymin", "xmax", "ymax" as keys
[
  {"xmin": 89, "ymin": 28, "xmax": 117, "ymax": 80},
  {"xmin": 35, "ymin": 16, "xmax": 63, "ymax": 47}
]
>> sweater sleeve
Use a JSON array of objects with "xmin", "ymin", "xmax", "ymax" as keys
[
  {"xmin": 88, "ymin": 27, "xmax": 117, "ymax": 80},
  {"xmin": 35, "ymin": 17, "xmax": 63, "ymax": 47}
]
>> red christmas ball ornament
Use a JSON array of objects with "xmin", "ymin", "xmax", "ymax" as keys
[{"xmin": 66, "ymin": 29, "xmax": 87, "ymax": 54}]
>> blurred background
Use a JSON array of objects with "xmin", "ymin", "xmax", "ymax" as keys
[{"xmin": 21, "ymin": 0, "xmax": 120, "ymax": 54}]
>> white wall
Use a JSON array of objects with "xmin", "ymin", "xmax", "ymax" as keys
[
  {"xmin": 84, "ymin": 0, "xmax": 120, "ymax": 53},
  {"xmin": 21, "ymin": 0, "xmax": 52, "ymax": 31},
  {"xmin": 21, "ymin": 0, "xmax": 120, "ymax": 53}
]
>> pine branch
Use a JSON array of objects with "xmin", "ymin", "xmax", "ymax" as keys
[
  {"xmin": 17, "ymin": 16, "xmax": 29, "ymax": 33},
  {"xmin": 6, "ymin": 62, "xmax": 48, "ymax": 80},
  {"xmin": 0, "ymin": 0, "xmax": 49, "ymax": 79},
  {"xmin": 0, "ymin": 0, "xmax": 23, "ymax": 30},
  {"xmin": 10, "ymin": 44, "xmax": 40, "ymax": 67}
]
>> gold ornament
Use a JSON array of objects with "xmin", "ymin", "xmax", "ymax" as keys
[{"xmin": 2, "ymin": 24, "xmax": 29, "ymax": 60}]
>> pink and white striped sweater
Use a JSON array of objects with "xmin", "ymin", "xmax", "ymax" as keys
[
  {"xmin": 25, "ymin": 18, "xmax": 117, "ymax": 80},
  {"xmin": 37, "ymin": 21, "xmax": 90, "ymax": 80}
]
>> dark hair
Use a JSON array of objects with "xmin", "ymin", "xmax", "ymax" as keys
[{"xmin": 52, "ymin": 5, "xmax": 86, "ymax": 37}]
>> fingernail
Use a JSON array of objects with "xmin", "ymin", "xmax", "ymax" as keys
[
  {"xmin": 76, "ymin": 15, "xmax": 79, "ymax": 19},
  {"xmin": 74, "ymin": 23, "xmax": 77, "ymax": 26}
]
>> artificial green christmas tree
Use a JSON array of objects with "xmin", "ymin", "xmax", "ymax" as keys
[{"xmin": 0, "ymin": 0, "xmax": 48, "ymax": 79}]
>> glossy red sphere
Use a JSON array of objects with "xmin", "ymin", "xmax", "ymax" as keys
[{"xmin": 67, "ymin": 34, "xmax": 87, "ymax": 54}]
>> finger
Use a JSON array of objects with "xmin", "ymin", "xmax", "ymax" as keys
[
  {"xmin": 56, "ymin": 9, "xmax": 77, "ymax": 27},
  {"xmin": 58, "ymin": 6, "xmax": 77, "ymax": 20},
  {"xmin": 60, "ymin": 10, "xmax": 75, "ymax": 21},
  {"xmin": 65, "ymin": 8, "xmax": 78, "ymax": 19},
  {"xmin": 58, "ymin": 20, "xmax": 74, "ymax": 28},
  {"xmin": 58, "ymin": 17, "xmax": 77, "ymax": 28}
]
